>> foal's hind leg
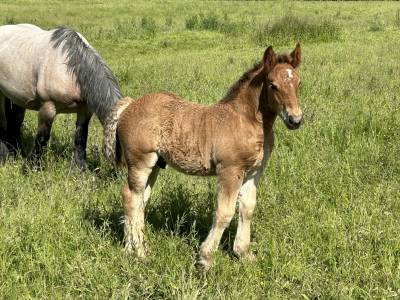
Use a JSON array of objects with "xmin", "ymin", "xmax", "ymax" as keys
[
  {"xmin": 143, "ymin": 166, "xmax": 160, "ymax": 206},
  {"xmin": 122, "ymin": 153, "xmax": 158, "ymax": 260},
  {"xmin": 73, "ymin": 110, "xmax": 92, "ymax": 169},
  {"xmin": 198, "ymin": 166, "xmax": 244, "ymax": 271},
  {"xmin": 5, "ymin": 99, "xmax": 25, "ymax": 153},
  {"xmin": 28, "ymin": 102, "xmax": 56, "ymax": 166}
]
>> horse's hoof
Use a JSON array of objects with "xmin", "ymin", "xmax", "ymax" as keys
[
  {"xmin": 73, "ymin": 158, "xmax": 88, "ymax": 170},
  {"xmin": 0, "ymin": 142, "xmax": 9, "ymax": 164},
  {"xmin": 22, "ymin": 159, "xmax": 42, "ymax": 174}
]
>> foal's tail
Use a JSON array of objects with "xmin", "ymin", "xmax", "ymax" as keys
[{"xmin": 103, "ymin": 97, "xmax": 132, "ymax": 166}]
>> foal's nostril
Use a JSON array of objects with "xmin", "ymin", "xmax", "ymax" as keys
[
  {"xmin": 287, "ymin": 115, "xmax": 302, "ymax": 129},
  {"xmin": 288, "ymin": 115, "xmax": 297, "ymax": 126}
]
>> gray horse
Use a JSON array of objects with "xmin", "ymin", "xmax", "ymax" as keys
[{"xmin": 0, "ymin": 24, "xmax": 122, "ymax": 168}]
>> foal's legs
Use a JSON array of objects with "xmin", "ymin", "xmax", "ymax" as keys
[
  {"xmin": 122, "ymin": 153, "xmax": 158, "ymax": 260},
  {"xmin": 73, "ymin": 110, "xmax": 92, "ymax": 169},
  {"xmin": 198, "ymin": 166, "xmax": 244, "ymax": 271},
  {"xmin": 233, "ymin": 173, "xmax": 260, "ymax": 259},
  {"xmin": 5, "ymin": 99, "xmax": 25, "ymax": 153},
  {"xmin": 28, "ymin": 101, "xmax": 56, "ymax": 165}
]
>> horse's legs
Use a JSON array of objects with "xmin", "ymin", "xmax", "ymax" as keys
[
  {"xmin": 5, "ymin": 99, "xmax": 25, "ymax": 153},
  {"xmin": 198, "ymin": 166, "xmax": 244, "ymax": 271},
  {"xmin": 233, "ymin": 175, "xmax": 259, "ymax": 259},
  {"xmin": 28, "ymin": 102, "xmax": 56, "ymax": 164},
  {"xmin": 73, "ymin": 110, "xmax": 92, "ymax": 169},
  {"xmin": 122, "ymin": 152, "xmax": 158, "ymax": 260},
  {"xmin": 0, "ymin": 95, "xmax": 8, "ymax": 163}
]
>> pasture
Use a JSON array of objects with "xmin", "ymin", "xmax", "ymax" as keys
[{"xmin": 1, "ymin": 1, "xmax": 400, "ymax": 298}]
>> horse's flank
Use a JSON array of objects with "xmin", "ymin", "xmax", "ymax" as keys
[
  {"xmin": 0, "ymin": 24, "xmax": 122, "ymax": 167},
  {"xmin": 0, "ymin": 24, "xmax": 121, "ymax": 123}
]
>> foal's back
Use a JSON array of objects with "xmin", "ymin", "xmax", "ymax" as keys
[
  {"xmin": 117, "ymin": 92, "xmax": 264, "ymax": 176},
  {"xmin": 118, "ymin": 93, "xmax": 214, "ymax": 175}
]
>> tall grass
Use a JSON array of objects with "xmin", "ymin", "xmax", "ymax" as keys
[
  {"xmin": 185, "ymin": 13, "xmax": 242, "ymax": 35},
  {"xmin": 185, "ymin": 13, "xmax": 341, "ymax": 46},
  {"xmin": 369, "ymin": 13, "xmax": 386, "ymax": 32},
  {"xmin": 396, "ymin": 9, "xmax": 400, "ymax": 29},
  {"xmin": 254, "ymin": 14, "xmax": 341, "ymax": 46}
]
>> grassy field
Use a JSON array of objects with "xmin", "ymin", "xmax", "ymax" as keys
[{"xmin": 1, "ymin": 1, "xmax": 400, "ymax": 298}]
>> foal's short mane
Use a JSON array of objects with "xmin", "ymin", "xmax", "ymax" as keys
[
  {"xmin": 51, "ymin": 27, "xmax": 122, "ymax": 123},
  {"xmin": 221, "ymin": 53, "xmax": 293, "ymax": 102}
]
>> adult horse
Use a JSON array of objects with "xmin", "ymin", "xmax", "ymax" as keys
[
  {"xmin": 0, "ymin": 24, "xmax": 122, "ymax": 168},
  {"xmin": 103, "ymin": 44, "xmax": 303, "ymax": 270}
]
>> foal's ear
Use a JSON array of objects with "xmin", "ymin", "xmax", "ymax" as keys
[
  {"xmin": 290, "ymin": 43, "xmax": 301, "ymax": 68},
  {"xmin": 263, "ymin": 46, "xmax": 276, "ymax": 73}
]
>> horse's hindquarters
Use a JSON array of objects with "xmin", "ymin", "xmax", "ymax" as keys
[{"xmin": 0, "ymin": 25, "xmax": 81, "ymax": 110}]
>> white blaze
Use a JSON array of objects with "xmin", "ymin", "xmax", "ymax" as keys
[{"xmin": 286, "ymin": 69, "xmax": 293, "ymax": 82}]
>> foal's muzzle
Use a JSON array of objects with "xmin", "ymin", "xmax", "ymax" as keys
[{"xmin": 282, "ymin": 111, "xmax": 303, "ymax": 130}]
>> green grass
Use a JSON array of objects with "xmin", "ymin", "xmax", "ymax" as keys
[{"xmin": 1, "ymin": 1, "xmax": 400, "ymax": 298}]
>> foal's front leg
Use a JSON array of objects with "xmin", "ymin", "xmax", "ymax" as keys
[
  {"xmin": 73, "ymin": 110, "xmax": 92, "ymax": 169},
  {"xmin": 233, "ymin": 174, "xmax": 259, "ymax": 260},
  {"xmin": 198, "ymin": 166, "xmax": 244, "ymax": 271}
]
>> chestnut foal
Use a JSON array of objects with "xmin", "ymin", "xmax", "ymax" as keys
[{"xmin": 104, "ymin": 44, "xmax": 303, "ymax": 270}]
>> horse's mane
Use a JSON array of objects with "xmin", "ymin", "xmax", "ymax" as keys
[
  {"xmin": 51, "ymin": 27, "xmax": 122, "ymax": 123},
  {"xmin": 221, "ymin": 53, "xmax": 293, "ymax": 102}
]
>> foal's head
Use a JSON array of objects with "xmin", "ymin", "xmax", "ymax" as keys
[{"xmin": 262, "ymin": 44, "xmax": 303, "ymax": 130}]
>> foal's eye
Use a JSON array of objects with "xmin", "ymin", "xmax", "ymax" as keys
[{"xmin": 270, "ymin": 83, "xmax": 278, "ymax": 91}]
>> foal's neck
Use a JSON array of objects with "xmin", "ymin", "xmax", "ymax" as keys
[{"xmin": 232, "ymin": 68, "xmax": 277, "ymax": 132}]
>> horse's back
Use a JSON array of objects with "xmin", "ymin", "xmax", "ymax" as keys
[
  {"xmin": 0, "ymin": 23, "xmax": 42, "ymax": 31},
  {"xmin": 0, "ymin": 24, "xmax": 80, "ymax": 110}
]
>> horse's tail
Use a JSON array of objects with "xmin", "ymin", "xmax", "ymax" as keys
[{"xmin": 103, "ymin": 97, "xmax": 132, "ymax": 166}]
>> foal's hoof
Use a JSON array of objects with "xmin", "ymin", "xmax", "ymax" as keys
[
  {"xmin": 233, "ymin": 247, "xmax": 257, "ymax": 262},
  {"xmin": 196, "ymin": 254, "xmax": 213, "ymax": 272},
  {"xmin": 242, "ymin": 251, "xmax": 257, "ymax": 262},
  {"xmin": 124, "ymin": 244, "xmax": 149, "ymax": 262}
]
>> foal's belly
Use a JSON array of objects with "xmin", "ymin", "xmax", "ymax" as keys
[{"xmin": 160, "ymin": 151, "xmax": 216, "ymax": 176}]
